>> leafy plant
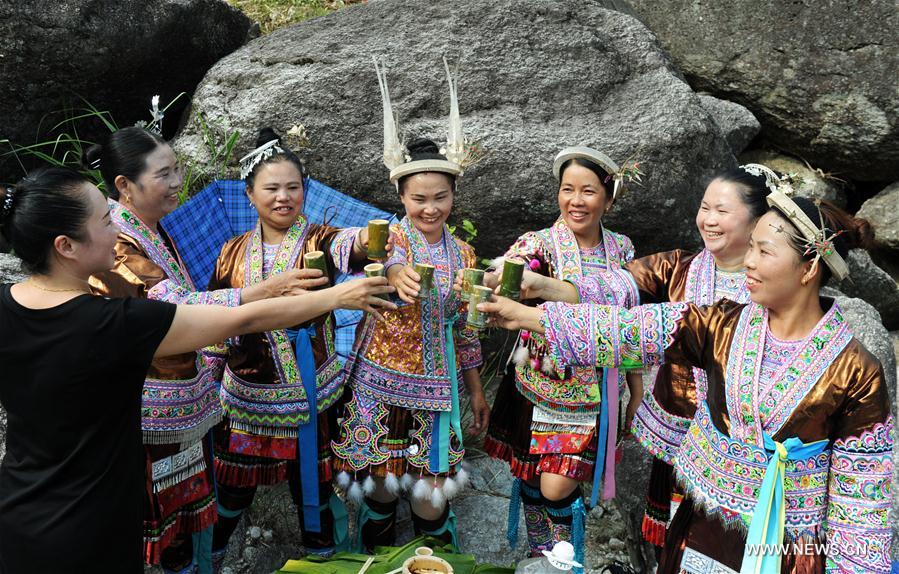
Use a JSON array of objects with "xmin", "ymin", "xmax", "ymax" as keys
[
  {"xmin": 178, "ymin": 112, "xmax": 241, "ymax": 203},
  {"xmin": 447, "ymin": 217, "xmax": 478, "ymax": 245}
]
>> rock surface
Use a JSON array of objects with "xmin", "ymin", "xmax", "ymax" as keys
[
  {"xmin": 697, "ymin": 94, "xmax": 760, "ymax": 155},
  {"xmin": 0, "ymin": 0, "xmax": 254, "ymax": 181},
  {"xmin": 739, "ymin": 149, "xmax": 847, "ymax": 206},
  {"xmin": 857, "ymin": 182, "xmax": 899, "ymax": 252},
  {"xmin": 625, "ymin": 0, "xmax": 899, "ymax": 183},
  {"xmin": 174, "ymin": 0, "xmax": 739, "ymax": 257},
  {"xmin": 829, "ymin": 250, "xmax": 899, "ymax": 330},
  {"xmin": 0, "ymin": 253, "xmax": 25, "ymax": 464}
]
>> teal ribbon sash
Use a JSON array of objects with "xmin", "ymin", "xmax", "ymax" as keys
[{"xmin": 429, "ymin": 316, "xmax": 463, "ymax": 474}]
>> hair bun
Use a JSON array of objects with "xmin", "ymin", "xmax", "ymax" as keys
[
  {"xmin": 82, "ymin": 143, "xmax": 103, "ymax": 171},
  {"xmin": 255, "ymin": 127, "xmax": 282, "ymax": 149},
  {"xmin": 406, "ymin": 138, "xmax": 440, "ymax": 156},
  {"xmin": 849, "ymin": 216, "xmax": 875, "ymax": 250}
]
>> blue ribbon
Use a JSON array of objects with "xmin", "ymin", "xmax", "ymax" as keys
[
  {"xmin": 191, "ymin": 525, "xmax": 214, "ymax": 574},
  {"xmin": 429, "ymin": 316, "xmax": 462, "ymax": 474},
  {"xmin": 507, "ymin": 478, "xmax": 522, "ymax": 549},
  {"xmin": 589, "ymin": 369, "xmax": 610, "ymax": 508},
  {"xmin": 571, "ymin": 497, "xmax": 587, "ymax": 574},
  {"xmin": 739, "ymin": 433, "xmax": 829, "ymax": 574},
  {"xmin": 287, "ymin": 325, "xmax": 321, "ymax": 533}
]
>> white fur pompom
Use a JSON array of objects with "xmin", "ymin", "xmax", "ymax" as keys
[
  {"xmin": 412, "ymin": 479, "xmax": 431, "ymax": 501},
  {"xmin": 441, "ymin": 476, "xmax": 459, "ymax": 499},
  {"xmin": 347, "ymin": 481, "xmax": 364, "ymax": 504},
  {"xmin": 512, "ymin": 345, "xmax": 530, "ymax": 366},
  {"xmin": 400, "ymin": 473, "xmax": 415, "ymax": 492},
  {"xmin": 362, "ymin": 475, "xmax": 376, "ymax": 496},
  {"xmin": 336, "ymin": 471, "xmax": 351, "ymax": 490},
  {"xmin": 384, "ymin": 472, "xmax": 401, "ymax": 496},
  {"xmin": 541, "ymin": 358, "xmax": 556, "ymax": 375},
  {"xmin": 430, "ymin": 485, "xmax": 446, "ymax": 509},
  {"xmin": 489, "ymin": 256, "xmax": 505, "ymax": 274},
  {"xmin": 454, "ymin": 467, "xmax": 470, "ymax": 489}
]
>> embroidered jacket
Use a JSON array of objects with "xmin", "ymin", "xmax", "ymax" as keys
[
  {"xmin": 539, "ymin": 299, "xmax": 892, "ymax": 574},
  {"xmin": 571, "ymin": 249, "xmax": 749, "ymax": 463},
  {"xmin": 508, "ymin": 218, "xmax": 634, "ymax": 415},
  {"xmin": 344, "ymin": 218, "xmax": 481, "ymax": 413},
  {"xmin": 207, "ymin": 218, "xmax": 358, "ymax": 436},
  {"xmin": 90, "ymin": 199, "xmax": 241, "ymax": 444}
]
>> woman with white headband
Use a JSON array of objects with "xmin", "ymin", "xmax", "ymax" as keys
[{"xmin": 478, "ymin": 189, "xmax": 891, "ymax": 574}]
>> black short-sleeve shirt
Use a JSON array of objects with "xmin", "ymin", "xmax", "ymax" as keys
[{"xmin": 0, "ymin": 285, "xmax": 176, "ymax": 573}]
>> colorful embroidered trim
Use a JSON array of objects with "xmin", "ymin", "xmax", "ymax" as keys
[
  {"xmin": 824, "ymin": 417, "xmax": 892, "ymax": 574},
  {"xmin": 675, "ymin": 402, "xmax": 830, "ymax": 540},
  {"xmin": 631, "ymin": 392, "xmax": 692, "ymax": 464},
  {"xmin": 141, "ymin": 366, "xmax": 223, "ymax": 445},
  {"xmin": 724, "ymin": 302, "xmax": 851, "ymax": 446}
]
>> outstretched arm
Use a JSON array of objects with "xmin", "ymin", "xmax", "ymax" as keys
[{"xmin": 155, "ymin": 277, "xmax": 395, "ymax": 358}]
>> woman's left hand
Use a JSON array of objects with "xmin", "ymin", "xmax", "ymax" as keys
[{"xmin": 467, "ymin": 388, "xmax": 490, "ymax": 435}]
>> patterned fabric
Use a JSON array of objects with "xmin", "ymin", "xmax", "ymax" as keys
[
  {"xmin": 824, "ymin": 417, "xmax": 892, "ymax": 574},
  {"xmin": 539, "ymin": 301, "xmax": 689, "ymax": 371},
  {"xmin": 680, "ymin": 547, "xmax": 738, "ymax": 574},
  {"xmin": 724, "ymin": 302, "xmax": 852, "ymax": 446},
  {"xmin": 631, "ymin": 390, "xmax": 692, "ymax": 464},
  {"xmin": 334, "ymin": 219, "xmax": 477, "ymax": 475},
  {"xmin": 108, "ymin": 199, "xmax": 237, "ymax": 444},
  {"xmin": 345, "ymin": 218, "xmax": 479, "ymax": 412},
  {"xmin": 161, "ymin": 178, "xmax": 398, "ymax": 363},
  {"xmin": 219, "ymin": 218, "xmax": 344, "ymax": 436},
  {"xmin": 676, "ymin": 403, "xmax": 831, "ymax": 540}
]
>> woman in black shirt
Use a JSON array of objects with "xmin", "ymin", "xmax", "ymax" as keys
[{"xmin": 0, "ymin": 167, "xmax": 394, "ymax": 573}]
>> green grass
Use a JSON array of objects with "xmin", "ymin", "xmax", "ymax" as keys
[{"xmin": 226, "ymin": 0, "xmax": 366, "ymax": 34}]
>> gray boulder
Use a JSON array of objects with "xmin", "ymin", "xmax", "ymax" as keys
[
  {"xmin": 174, "ymin": 0, "xmax": 739, "ymax": 257},
  {"xmin": 697, "ymin": 94, "xmax": 760, "ymax": 155},
  {"xmin": 0, "ymin": 253, "xmax": 25, "ymax": 463},
  {"xmin": 857, "ymin": 182, "xmax": 899, "ymax": 252},
  {"xmin": 829, "ymin": 250, "xmax": 899, "ymax": 330},
  {"xmin": 738, "ymin": 149, "xmax": 847, "ymax": 206},
  {"xmin": 0, "ymin": 0, "xmax": 254, "ymax": 181},
  {"xmin": 625, "ymin": 0, "xmax": 899, "ymax": 183}
]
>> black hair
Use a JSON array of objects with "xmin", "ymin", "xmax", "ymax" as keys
[
  {"xmin": 82, "ymin": 126, "xmax": 167, "ymax": 200},
  {"xmin": 397, "ymin": 138, "xmax": 457, "ymax": 195},
  {"xmin": 0, "ymin": 167, "xmax": 92, "ymax": 275},
  {"xmin": 244, "ymin": 127, "xmax": 307, "ymax": 188},
  {"xmin": 769, "ymin": 197, "xmax": 874, "ymax": 284},
  {"xmin": 558, "ymin": 157, "xmax": 612, "ymax": 200},
  {"xmin": 711, "ymin": 168, "xmax": 770, "ymax": 219}
]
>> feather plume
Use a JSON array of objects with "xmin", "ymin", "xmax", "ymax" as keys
[
  {"xmin": 400, "ymin": 473, "xmax": 415, "ymax": 492},
  {"xmin": 455, "ymin": 467, "xmax": 470, "ymax": 489},
  {"xmin": 336, "ymin": 471, "xmax": 352, "ymax": 490},
  {"xmin": 512, "ymin": 345, "xmax": 530, "ymax": 366},
  {"xmin": 347, "ymin": 481, "xmax": 364, "ymax": 504},
  {"xmin": 443, "ymin": 57, "xmax": 465, "ymax": 166},
  {"xmin": 430, "ymin": 484, "xmax": 447, "ymax": 509},
  {"xmin": 362, "ymin": 475, "xmax": 376, "ymax": 496},
  {"xmin": 384, "ymin": 472, "xmax": 401, "ymax": 496},
  {"xmin": 441, "ymin": 476, "xmax": 459, "ymax": 499},
  {"xmin": 412, "ymin": 478, "xmax": 431, "ymax": 501},
  {"xmin": 374, "ymin": 57, "xmax": 406, "ymax": 171}
]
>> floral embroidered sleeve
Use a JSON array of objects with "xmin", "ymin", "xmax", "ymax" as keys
[
  {"xmin": 384, "ymin": 224, "xmax": 409, "ymax": 271},
  {"xmin": 503, "ymin": 231, "xmax": 551, "ymax": 274},
  {"xmin": 539, "ymin": 301, "xmax": 712, "ymax": 371},
  {"xmin": 454, "ymin": 319, "xmax": 483, "ymax": 371},
  {"xmin": 327, "ymin": 226, "xmax": 361, "ymax": 273},
  {"xmin": 824, "ymin": 364, "xmax": 892, "ymax": 574},
  {"xmin": 147, "ymin": 280, "xmax": 241, "ymax": 306},
  {"xmin": 568, "ymin": 271, "xmax": 640, "ymax": 307}
]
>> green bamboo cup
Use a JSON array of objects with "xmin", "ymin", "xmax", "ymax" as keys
[
  {"xmin": 467, "ymin": 285, "xmax": 494, "ymax": 329},
  {"xmin": 499, "ymin": 257, "xmax": 525, "ymax": 300},
  {"xmin": 413, "ymin": 263, "xmax": 435, "ymax": 298},
  {"xmin": 461, "ymin": 268, "xmax": 486, "ymax": 302},
  {"xmin": 303, "ymin": 251, "xmax": 329, "ymax": 289},
  {"xmin": 364, "ymin": 263, "xmax": 390, "ymax": 300},
  {"xmin": 367, "ymin": 219, "xmax": 390, "ymax": 260}
]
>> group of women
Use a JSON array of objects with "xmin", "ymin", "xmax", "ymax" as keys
[{"xmin": 0, "ymin": 62, "xmax": 892, "ymax": 574}]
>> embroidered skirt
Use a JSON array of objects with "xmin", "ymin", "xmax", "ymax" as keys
[
  {"xmin": 659, "ymin": 497, "xmax": 825, "ymax": 574},
  {"xmin": 213, "ymin": 401, "xmax": 340, "ymax": 489},
  {"xmin": 331, "ymin": 388, "xmax": 464, "ymax": 478},
  {"xmin": 143, "ymin": 440, "xmax": 217, "ymax": 564},
  {"xmin": 484, "ymin": 366, "xmax": 597, "ymax": 482}
]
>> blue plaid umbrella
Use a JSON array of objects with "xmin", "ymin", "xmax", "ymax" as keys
[{"xmin": 162, "ymin": 178, "xmax": 398, "ymax": 362}]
